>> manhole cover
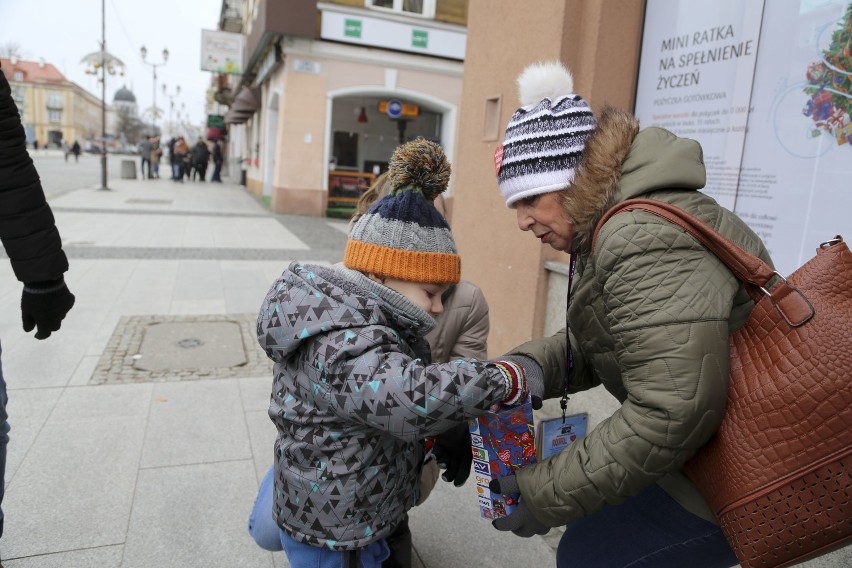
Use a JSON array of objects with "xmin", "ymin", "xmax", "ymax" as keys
[
  {"xmin": 89, "ymin": 314, "xmax": 273, "ymax": 385},
  {"xmin": 133, "ymin": 321, "xmax": 246, "ymax": 371}
]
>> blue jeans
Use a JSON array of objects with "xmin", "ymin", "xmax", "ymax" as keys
[
  {"xmin": 248, "ymin": 466, "xmax": 390, "ymax": 567},
  {"xmin": 557, "ymin": 483, "xmax": 738, "ymax": 568},
  {"xmin": 0, "ymin": 341, "xmax": 9, "ymax": 538},
  {"xmin": 247, "ymin": 466, "xmax": 283, "ymax": 551}
]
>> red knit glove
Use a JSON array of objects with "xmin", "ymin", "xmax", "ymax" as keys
[{"xmin": 493, "ymin": 360, "xmax": 527, "ymax": 406}]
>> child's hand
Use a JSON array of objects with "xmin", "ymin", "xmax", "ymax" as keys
[{"xmin": 433, "ymin": 424, "xmax": 473, "ymax": 487}]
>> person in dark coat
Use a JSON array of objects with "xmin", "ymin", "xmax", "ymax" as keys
[
  {"xmin": 70, "ymin": 140, "xmax": 81, "ymax": 163},
  {"xmin": 191, "ymin": 138, "xmax": 210, "ymax": 182},
  {"xmin": 0, "ymin": 62, "xmax": 75, "ymax": 549},
  {"xmin": 210, "ymin": 139, "xmax": 223, "ymax": 182}
]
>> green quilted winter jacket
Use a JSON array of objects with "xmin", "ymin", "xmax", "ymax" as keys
[{"xmin": 510, "ymin": 106, "xmax": 773, "ymax": 527}]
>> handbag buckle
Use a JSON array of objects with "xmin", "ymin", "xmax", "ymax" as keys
[
  {"xmin": 759, "ymin": 272, "xmax": 815, "ymax": 327},
  {"xmin": 819, "ymin": 236, "xmax": 843, "ymax": 249}
]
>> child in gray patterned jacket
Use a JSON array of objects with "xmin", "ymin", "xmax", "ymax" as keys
[{"xmin": 256, "ymin": 139, "xmax": 527, "ymax": 568}]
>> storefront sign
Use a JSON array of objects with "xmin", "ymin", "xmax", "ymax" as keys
[
  {"xmin": 345, "ymin": 18, "xmax": 362, "ymax": 38},
  {"xmin": 379, "ymin": 100, "xmax": 419, "ymax": 118},
  {"xmin": 207, "ymin": 114, "xmax": 225, "ymax": 128},
  {"xmin": 412, "ymin": 29, "xmax": 428, "ymax": 49},
  {"xmin": 634, "ymin": 0, "xmax": 852, "ymax": 275},
  {"xmin": 200, "ymin": 29, "xmax": 244, "ymax": 75},
  {"xmin": 320, "ymin": 7, "xmax": 465, "ymax": 60}
]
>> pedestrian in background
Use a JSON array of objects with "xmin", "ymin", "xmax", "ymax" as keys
[
  {"xmin": 150, "ymin": 138, "xmax": 162, "ymax": 179},
  {"xmin": 210, "ymin": 138, "xmax": 223, "ymax": 182},
  {"xmin": 487, "ymin": 60, "xmax": 773, "ymax": 568},
  {"xmin": 0, "ymin": 61, "xmax": 76, "ymax": 566},
  {"xmin": 172, "ymin": 137, "xmax": 189, "ymax": 183},
  {"xmin": 70, "ymin": 140, "xmax": 81, "ymax": 163},
  {"xmin": 191, "ymin": 137, "xmax": 210, "ymax": 182},
  {"xmin": 139, "ymin": 136, "xmax": 153, "ymax": 180}
]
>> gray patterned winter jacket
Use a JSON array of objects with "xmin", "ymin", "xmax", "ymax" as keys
[
  {"xmin": 510, "ymin": 107, "xmax": 773, "ymax": 527},
  {"xmin": 257, "ymin": 262, "xmax": 512, "ymax": 550}
]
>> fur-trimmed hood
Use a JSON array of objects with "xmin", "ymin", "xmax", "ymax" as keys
[{"xmin": 564, "ymin": 106, "xmax": 706, "ymax": 251}]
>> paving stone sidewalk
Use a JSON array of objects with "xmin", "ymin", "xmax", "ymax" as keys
[{"xmin": 0, "ymin": 175, "xmax": 558, "ymax": 568}]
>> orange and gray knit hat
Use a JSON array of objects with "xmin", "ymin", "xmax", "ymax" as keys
[{"xmin": 344, "ymin": 138, "xmax": 460, "ymax": 284}]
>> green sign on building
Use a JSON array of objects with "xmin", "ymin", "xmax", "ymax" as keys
[
  {"xmin": 345, "ymin": 19, "xmax": 362, "ymax": 38},
  {"xmin": 412, "ymin": 29, "xmax": 428, "ymax": 48},
  {"xmin": 207, "ymin": 114, "xmax": 225, "ymax": 128}
]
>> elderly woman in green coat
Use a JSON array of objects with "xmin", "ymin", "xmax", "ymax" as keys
[{"xmin": 489, "ymin": 61, "xmax": 772, "ymax": 568}]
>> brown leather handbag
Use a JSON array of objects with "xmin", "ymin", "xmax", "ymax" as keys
[{"xmin": 593, "ymin": 199, "xmax": 852, "ymax": 568}]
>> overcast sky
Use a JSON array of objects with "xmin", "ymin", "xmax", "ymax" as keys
[{"xmin": 0, "ymin": 0, "xmax": 221, "ymax": 125}]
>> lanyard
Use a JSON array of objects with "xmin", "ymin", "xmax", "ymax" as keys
[{"xmin": 561, "ymin": 253, "xmax": 577, "ymax": 422}]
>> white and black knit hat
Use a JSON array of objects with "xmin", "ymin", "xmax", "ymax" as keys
[{"xmin": 495, "ymin": 61, "xmax": 597, "ymax": 207}]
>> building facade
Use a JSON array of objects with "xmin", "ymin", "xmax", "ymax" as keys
[
  {"xmin": 1, "ymin": 57, "xmax": 105, "ymax": 148},
  {"xmin": 219, "ymin": 0, "xmax": 468, "ymax": 215}
]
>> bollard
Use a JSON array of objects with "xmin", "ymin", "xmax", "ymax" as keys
[{"xmin": 120, "ymin": 159, "xmax": 137, "ymax": 179}]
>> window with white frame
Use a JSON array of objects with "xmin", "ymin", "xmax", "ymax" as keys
[
  {"xmin": 47, "ymin": 93, "xmax": 63, "ymax": 109},
  {"xmin": 48, "ymin": 110, "xmax": 62, "ymax": 123},
  {"xmin": 14, "ymin": 70, "xmax": 24, "ymax": 81},
  {"xmin": 366, "ymin": 0, "xmax": 435, "ymax": 18}
]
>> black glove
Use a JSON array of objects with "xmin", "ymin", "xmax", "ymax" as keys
[
  {"xmin": 432, "ymin": 423, "xmax": 473, "ymax": 487},
  {"xmin": 21, "ymin": 278, "xmax": 76, "ymax": 339},
  {"xmin": 489, "ymin": 474, "xmax": 550, "ymax": 537}
]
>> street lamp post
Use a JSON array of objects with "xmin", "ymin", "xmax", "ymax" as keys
[
  {"xmin": 80, "ymin": 0, "xmax": 125, "ymax": 191},
  {"xmin": 140, "ymin": 45, "xmax": 168, "ymax": 134},
  {"xmin": 162, "ymin": 83, "xmax": 180, "ymax": 137}
]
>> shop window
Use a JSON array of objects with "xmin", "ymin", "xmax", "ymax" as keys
[
  {"xmin": 332, "ymin": 131, "xmax": 359, "ymax": 170},
  {"xmin": 366, "ymin": 0, "xmax": 436, "ymax": 18}
]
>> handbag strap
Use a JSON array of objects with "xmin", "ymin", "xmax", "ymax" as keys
[{"xmin": 592, "ymin": 198, "xmax": 815, "ymax": 327}]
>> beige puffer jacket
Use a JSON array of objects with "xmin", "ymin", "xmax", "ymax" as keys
[
  {"xmin": 426, "ymin": 280, "xmax": 490, "ymax": 363},
  {"xmin": 510, "ymin": 107, "xmax": 773, "ymax": 527}
]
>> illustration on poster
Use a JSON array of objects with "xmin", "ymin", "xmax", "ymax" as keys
[
  {"xmin": 770, "ymin": 4, "xmax": 851, "ymax": 159},
  {"xmin": 802, "ymin": 3, "xmax": 851, "ymax": 147}
]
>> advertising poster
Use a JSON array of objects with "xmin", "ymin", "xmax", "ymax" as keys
[
  {"xmin": 738, "ymin": 1, "xmax": 851, "ymax": 273},
  {"xmin": 635, "ymin": 0, "xmax": 852, "ymax": 275},
  {"xmin": 634, "ymin": 1, "xmax": 764, "ymax": 210},
  {"xmin": 200, "ymin": 29, "xmax": 244, "ymax": 75}
]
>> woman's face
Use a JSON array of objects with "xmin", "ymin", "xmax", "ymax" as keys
[{"xmin": 513, "ymin": 191, "xmax": 575, "ymax": 252}]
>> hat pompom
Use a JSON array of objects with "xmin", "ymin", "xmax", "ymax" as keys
[
  {"xmin": 387, "ymin": 138, "xmax": 450, "ymax": 201},
  {"xmin": 517, "ymin": 61, "xmax": 574, "ymax": 107}
]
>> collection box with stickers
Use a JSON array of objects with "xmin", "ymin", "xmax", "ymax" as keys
[{"xmin": 468, "ymin": 397, "xmax": 536, "ymax": 520}]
